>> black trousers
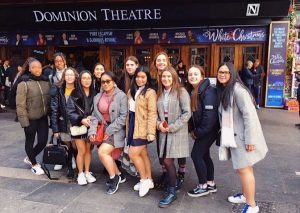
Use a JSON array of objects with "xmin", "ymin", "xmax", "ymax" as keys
[
  {"xmin": 191, "ymin": 138, "xmax": 215, "ymax": 184},
  {"xmin": 24, "ymin": 116, "xmax": 49, "ymax": 165}
]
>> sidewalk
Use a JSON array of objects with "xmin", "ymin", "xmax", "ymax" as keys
[{"xmin": 0, "ymin": 108, "xmax": 299, "ymax": 213}]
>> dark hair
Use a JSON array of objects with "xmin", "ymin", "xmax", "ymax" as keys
[
  {"xmin": 124, "ymin": 56, "xmax": 139, "ymax": 93},
  {"xmin": 101, "ymin": 71, "xmax": 118, "ymax": 84},
  {"xmin": 76, "ymin": 70, "xmax": 95, "ymax": 98},
  {"xmin": 53, "ymin": 52, "xmax": 67, "ymax": 67},
  {"xmin": 157, "ymin": 66, "xmax": 182, "ymax": 98},
  {"xmin": 130, "ymin": 66, "xmax": 152, "ymax": 100},
  {"xmin": 216, "ymin": 62, "xmax": 254, "ymax": 110}
]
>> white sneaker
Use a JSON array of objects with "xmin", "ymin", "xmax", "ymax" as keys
[
  {"xmin": 228, "ymin": 193, "xmax": 246, "ymax": 204},
  {"xmin": 242, "ymin": 204, "xmax": 259, "ymax": 213},
  {"xmin": 134, "ymin": 179, "xmax": 154, "ymax": 191},
  {"xmin": 72, "ymin": 157, "xmax": 76, "ymax": 169},
  {"xmin": 24, "ymin": 157, "xmax": 32, "ymax": 166},
  {"xmin": 77, "ymin": 172, "xmax": 87, "ymax": 185},
  {"xmin": 139, "ymin": 179, "xmax": 152, "ymax": 197},
  {"xmin": 85, "ymin": 172, "xmax": 96, "ymax": 183},
  {"xmin": 54, "ymin": 165, "xmax": 63, "ymax": 171},
  {"xmin": 31, "ymin": 164, "xmax": 44, "ymax": 175}
]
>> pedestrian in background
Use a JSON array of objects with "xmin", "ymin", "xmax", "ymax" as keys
[
  {"xmin": 16, "ymin": 59, "xmax": 50, "ymax": 175},
  {"xmin": 216, "ymin": 62, "xmax": 268, "ymax": 213},
  {"xmin": 186, "ymin": 65, "xmax": 219, "ymax": 198},
  {"xmin": 67, "ymin": 70, "xmax": 96, "ymax": 185},
  {"xmin": 156, "ymin": 66, "xmax": 191, "ymax": 207},
  {"xmin": 89, "ymin": 71, "xmax": 127, "ymax": 194},
  {"xmin": 127, "ymin": 66, "xmax": 157, "ymax": 197},
  {"xmin": 252, "ymin": 59, "xmax": 264, "ymax": 109},
  {"xmin": 240, "ymin": 61, "xmax": 254, "ymax": 91}
]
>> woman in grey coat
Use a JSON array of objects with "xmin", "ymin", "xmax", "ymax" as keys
[
  {"xmin": 89, "ymin": 71, "xmax": 128, "ymax": 195},
  {"xmin": 156, "ymin": 66, "xmax": 191, "ymax": 208},
  {"xmin": 216, "ymin": 62, "xmax": 268, "ymax": 213}
]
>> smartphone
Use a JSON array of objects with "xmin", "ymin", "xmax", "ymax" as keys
[{"xmin": 162, "ymin": 120, "xmax": 168, "ymax": 128}]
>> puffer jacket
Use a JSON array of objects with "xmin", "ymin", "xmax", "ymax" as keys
[
  {"xmin": 50, "ymin": 85, "xmax": 70, "ymax": 133},
  {"xmin": 189, "ymin": 78, "xmax": 219, "ymax": 142},
  {"xmin": 16, "ymin": 75, "xmax": 50, "ymax": 127}
]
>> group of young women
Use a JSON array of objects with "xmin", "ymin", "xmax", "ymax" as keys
[{"xmin": 16, "ymin": 51, "xmax": 267, "ymax": 213}]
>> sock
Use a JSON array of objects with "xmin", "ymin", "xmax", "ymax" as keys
[
  {"xmin": 110, "ymin": 175, "xmax": 115, "ymax": 179},
  {"xmin": 117, "ymin": 172, "xmax": 121, "ymax": 176},
  {"xmin": 162, "ymin": 165, "xmax": 167, "ymax": 173},
  {"xmin": 199, "ymin": 184, "xmax": 207, "ymax": 189},
  {"xmin": 178, "ymin": 165, "xmax": 186, "ymax": 173},
  {"xmin": 207, "ymin": 181, "xmax": 215, "ymax": 186}
]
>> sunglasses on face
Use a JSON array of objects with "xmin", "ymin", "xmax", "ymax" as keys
[{"xmin": 101, "ymin": 80, "xmax": 112, "ymax": 85}]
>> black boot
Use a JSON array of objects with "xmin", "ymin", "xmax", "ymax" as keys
[{"xmin": 158, "ymin": 186, "xmax": 177, "ymax": 208}]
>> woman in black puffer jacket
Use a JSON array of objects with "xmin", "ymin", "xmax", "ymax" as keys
[
  {"xmin": 50, "ymin": 67, "xmax": 79, "ymax": 177},
  {"xmin": 186, "ymin": 65, "xmax": 219, "ymax": 198}
]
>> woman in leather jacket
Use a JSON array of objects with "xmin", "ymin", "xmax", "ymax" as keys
[
  {"xmin": 67, "ymin": 70, "xmax": 96, "ymax": 185},
  {"xmin": 50, "ymin": 67, "xmax": 79, "ymax": 177}
]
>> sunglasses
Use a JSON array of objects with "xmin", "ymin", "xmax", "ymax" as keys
[{"xmin": 101, "ymin": 80, "xmax": 112, "ymax": 85}]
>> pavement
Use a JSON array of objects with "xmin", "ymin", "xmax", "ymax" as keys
[{"xmin": 0, "ymin": 108, "xmax": 299, "ymax": 213}]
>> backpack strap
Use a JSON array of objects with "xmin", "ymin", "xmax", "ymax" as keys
[{"xmin": 41, "ymin": 164, "xmax": 59, "ymax": 180}]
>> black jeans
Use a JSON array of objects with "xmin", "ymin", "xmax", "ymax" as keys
[
  {"xmin": 24, "ymin": 116, "xmax": 49, "ymax": 165},
  {"xmin": 191, "ymin": 139, "xmax": 215, "ymax": 184}
]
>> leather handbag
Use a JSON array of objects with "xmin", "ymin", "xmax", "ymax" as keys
[
  {"xmin": 70, "ymin": 125, "xmax": 87, "ymax": 136},
  {"xmin": 43, "ymin": 135, "xmax": 68, "ymax": 166},
  {"xmin": 92, "ymin": 122, "xmax": 105, "ymax": 145}
]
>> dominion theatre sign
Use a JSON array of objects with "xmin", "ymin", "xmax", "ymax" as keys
[{"xmin": 33, "ymin": 9, "xmax": 162, "ymax": 22}]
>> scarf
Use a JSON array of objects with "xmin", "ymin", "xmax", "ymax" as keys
[
  {"xmin": 28, "ymin": 74, "xmax": 48, "ymax": 82},
  {"xmin": 220, "ymin": 92, "xmax": 237, "ymax": 148}
]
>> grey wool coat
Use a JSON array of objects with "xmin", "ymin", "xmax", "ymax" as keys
[
  {"xmin": 88, "ymin": 87, "xmax": 127, "ymax": 148},
  {"xmin": 157, "ymin": 88, "xmax": 191, "ymax": 158},
  {"xmin": 221, "ymin": 83, "xmax": 268, "ymax": 169}
]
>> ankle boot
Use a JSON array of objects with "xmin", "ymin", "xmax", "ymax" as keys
[{"xmin": 158, "ymin": 186, "xmax": 177, "ymax": 208}]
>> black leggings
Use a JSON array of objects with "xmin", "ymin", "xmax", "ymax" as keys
[
  {"xmin": 191, "ymin": 139, "xmax": 215, "ymax": 184},
  {"xmin": 163, "ymin": 158, "xmax": 176, "ymax": 187},
  {"xmin": 24, "ymin": 116, "xmax": 49, "ymax": 165}
]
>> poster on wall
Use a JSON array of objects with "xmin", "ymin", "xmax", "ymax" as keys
[
  {"xmin": 265, "ymin": 21, "xmax": 289, "ymax": 108},
  {"xmin": 0, "ymin": 26, "xmax": 268, "ymax": 46}
]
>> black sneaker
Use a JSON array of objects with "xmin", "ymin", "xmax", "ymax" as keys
[
  {"xmin": 207, "ymin": 184, "xmax": 217, "ymax": 193},
  {"xmin": 187, "ymin": 185, "xmax": 209, "ymax": 197},
  {"xmin": 119, "ymin": 173, "xmax": 126, "ymax": 183},
  {"xmin": 176, "ymin": 172, "xmax": 185, "ymax": 190},
  {"xmin": 106, "ymin": 175, "xmax": 121, "ymax": 195}
]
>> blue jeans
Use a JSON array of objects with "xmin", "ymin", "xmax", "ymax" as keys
[{"xmin": 253, "ymin": 85, "xmax": 261, "ymax": 105}]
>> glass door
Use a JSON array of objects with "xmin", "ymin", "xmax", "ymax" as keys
[
  {"xmin": 190, "ymin": 46, "xmax": 210, "ymax": 75},
  {"xmin": 110, "ymin": 48, "xmax": 125, "ymax": 72},
  {"xmin": 135, "ymin": 47, "xmax": 152, "ymax": 67},
  {"xmin": 220, "ymin": 46, "xmax": 235, "ymax": 64},
  {"xmin": 163, "ymin": 47, "xmax": 180, "ymax": 66}
]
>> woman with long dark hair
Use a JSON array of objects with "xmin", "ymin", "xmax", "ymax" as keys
[
  {"xmin": 124, "ymin": 56, "xmax": 139, "ymax": 94},
  {"xmin": 156, "ymin": 66, "xmax": 191, "ymax": 207},
  {"xmin": 67, "ymin": 70, "xmax": 96, "ymax": 185},
  {"xmin": 186, "ymin": 65, "xmax": 219, "ymax": 197},
  {"xmin": 50, "ymin": 67, "xmax": 79, "ymax": 178},
  {"xmin": 216, "ymin": 62, "xmax": 268, "ymax": 213},
  {"xmin": 127, "ymin": 66, "xmax": 157, "ymax": 197},
  {"xmin": 92, "ymin": 63, "xmax": 105, "ymax": 93}
]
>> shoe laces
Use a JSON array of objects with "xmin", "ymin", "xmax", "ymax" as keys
[
  {"xmin": 233, "ymin": 193, "xmax": 243, "ymax": 198},
  {"xmin": 242, "ymin": 204, "xmax": 250, "ymax": 213}
]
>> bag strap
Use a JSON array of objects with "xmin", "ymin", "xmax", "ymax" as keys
[{"xmin": 41, "ymin": 164, "xmax": 59, "ymax": 180}]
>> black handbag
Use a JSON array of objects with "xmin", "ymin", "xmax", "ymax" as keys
[
  {"xmin": 43, "ymin": 135, "xmax": 68, "ymax": 165},
  {"xmin": 42, "ymin": 135, "xmax": 69, "ymax": 180}
]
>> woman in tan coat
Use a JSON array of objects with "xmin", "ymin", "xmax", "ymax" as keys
[{"xmin": 127, "ymin": 66, "xmax": 157, "ymax": 197}]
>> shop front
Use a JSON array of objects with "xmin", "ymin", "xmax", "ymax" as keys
[{"xmin": 0, "ymin": 0, "xmax": 290, "ymax": 106}]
